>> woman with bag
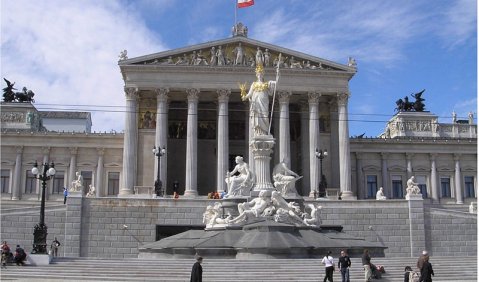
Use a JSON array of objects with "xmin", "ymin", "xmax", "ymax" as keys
[{"xmin": 321, "ymin": 250, "xmax": 335, "ymax": 282}]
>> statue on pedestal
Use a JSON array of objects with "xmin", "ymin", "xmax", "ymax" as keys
[
  {"xmin": 70, "ymin": 172, "xmax": 83, "ymax": 192},
  {"xmin": 225, "ymin": 156, "xmax": 254, "ymax": 197},
  {"xmin": 406, "ymin": 176, "xmax": 421, "ymax": 196},
  {"xmin": 86, "ymin": 185, "xmax": 96, "ymax": 197},
  {"xmin": 376, "ymin": 187, "xmax": 387, "ymax": 200},
  {"xmin": 272, "ymin": 159, "xmax": 302, "ymax": 196}
]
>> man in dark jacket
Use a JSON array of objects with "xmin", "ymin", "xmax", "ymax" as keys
[
  {"xmin": 14, "ymin": 245, "xmax": 26, "ymax": 266},
  {"xmin": 338, "ymin": 250, "xmax": 351, "ymax": 282},
  {"xmin": 420, "ymin": 256, "xmax": 434, "ymax": 282},
  {"xmin": 190, "ymin": 256, "xmax": 203, "ymax": 282}
]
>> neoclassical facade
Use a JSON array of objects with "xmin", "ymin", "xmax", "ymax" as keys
[{"xmin": 1, "ymin": 26, "xmax": 476, "ymax": 204}]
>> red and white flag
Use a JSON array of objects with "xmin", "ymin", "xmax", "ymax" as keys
[{"xmin": 238, "ymin": 0, "xmax": 254, "ymax": 8}]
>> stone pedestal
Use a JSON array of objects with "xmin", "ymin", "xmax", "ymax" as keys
[
  {"xmin": 27, "ymin": 254, "xmax": 51, "ymax": 265},
  {"xmin": 250, "ymin": 135, "xmax": 275, "ymax": 191}
]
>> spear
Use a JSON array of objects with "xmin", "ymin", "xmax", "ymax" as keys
[{"xmin": 268, "ymin": 53, "xmax": 281, "ymax": 134}]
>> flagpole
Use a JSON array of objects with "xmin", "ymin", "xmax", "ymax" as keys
[
  {"xmin": 234, "ymin": 0, "xmax": 237, "ymax": 26},
  {"xmin": 268, "ymin": 53, "xmax": 281, "ymax": 135}
]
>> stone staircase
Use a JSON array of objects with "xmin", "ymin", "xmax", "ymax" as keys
[{"xmin": 1, "ymin": 256, "xmax": 476, "ymax": 281}]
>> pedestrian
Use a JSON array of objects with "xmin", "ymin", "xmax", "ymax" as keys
[
  {"xmin": 13, "ymin": 245, "xmax": 26, "ymax": 266},
  {"xmin": 63, "ymin": 187, "xmax": 68, "ymax": 204},
  {"xmin": 419, "ymin": 256, "xmax": 434, "ymax": 282},
  {"xmin": 190, "ymin": 256, "xmax": 203, "ymax": 282},
  {"xmin": 1, "ymin": 241, "xmax": 11, "ymax": 267},
  {"xmin": 362, "ymin": 249, "xmax": 372, "ymax": 282},
  {"xmin": 416, "ymin": 250, "xmax": 428, "ymax": 271},
  {"xmin": 51, "ymin": 237, "xmax": 61, "ymax": 257},
  {"xmin": 338, "ymin": 250, "xmax": 351, "ymax": 282},
  {"xmin": 321, "ymin": 250, "xmax": 335, "ymax": 282}
]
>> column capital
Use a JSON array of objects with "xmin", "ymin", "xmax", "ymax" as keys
[
  {"xmin": 155, "ymin": 88, "xmax": 170, "ymax": 100},
  {"xmin": 217, "ymin": 89, "xmax": 231, "ymax": 102},
  {"xmin": 278, "ymin": 90, "xmax": 292, "ymax": 104},
  {"xmin": 124, "ymin": 87, "xmax": 139, "ymax": 99},
  {"xmin": 307, "ymin": 92, "xmax": 320, "ymax": 104},
  {"xmin": 15, "ymin": 146, "xmax": 24, "ymax": 154},
  {"xmin": 186, "ymin": 88, "xmax": 200, "ymax": 100},
  {"xmin": 97, "ymin": 147, "xmax": 105, "ymax": 156},
  {"xmin": 69, "ymin": 147, "xmax": 78, "ymax": 155},
  {"xmin": 337, "ymin": 92, "xmax": 350, "ymax": 106}
]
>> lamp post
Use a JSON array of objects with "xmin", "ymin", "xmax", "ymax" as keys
[
  {"xmin": 315, "ymin": 149, "xmax": 328, "ymax": 198},
  {"xmin": 31, "ymin": 161, "xmax": 56, "ymax": 254},
  {"xmin": 152, "ymin": 146, "xmax": 166, "ymax": 197}
]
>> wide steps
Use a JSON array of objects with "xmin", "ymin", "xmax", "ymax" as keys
[{"xmin": 1, "ymin": 256, "xmax": 477, "ymax": 281}]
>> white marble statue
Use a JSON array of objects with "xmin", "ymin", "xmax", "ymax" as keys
[
  {"xmin": 376, "ymin": 187, "xmax": 387, "ymax": 200},
  {"xmin": 303, "ymin": 203, "xmax": 322, "ymax": 227},
  {"xmin": 203, "ymin": 202, "xmax": 232, "ymax": 228},
  {"xmin": 469, "ymin": 202, "xmax": 477, "ymax": 214},
  {"xmin": 225, "ymin": 156, "xmax": 254, "ymax": 197},
  {"xmin": 118, "ymin": 49, "xmax": 128, "ymax": 61},
  {"xmin": 272, "ymin": 159, "xmax": 302, "ymax": 196},
  {"xmin": 70, "ymin": 172, "xmax": 83, "ymax": 192},
  {"xmin": 240, "ymin": 63, "xmax": 278, "ymax": 136},
  {"xmin": 271, "ymin": 191, "xmax": 304, "ymax": 225},
  {"xmin": 86, "ymin": 185, "xmax": 96, "ymax": 197},
  {"xmin": 229, "ymin": 190, "xmax": 270, "ymax": 224},
  {"xmin": 406, "ymin": 176, "xmax": 421, "ymax": 196}
]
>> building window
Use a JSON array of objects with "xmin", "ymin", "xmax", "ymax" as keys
[
  {"xmin": 366, "ymin": 175, "xmax": 377, "ymax": 198},
  {"xmin": 465, "ymin": 176, "xmax": 475, "ymax": 198},
  {"xmin": 25, "ymin": 171, "xmax": 36, "ymax": 194},
  {"xmin": 392, "ymin": 175, "xmax": 403, "ymax": 199},
  {"xmin": 416, "ymin": 175, "xmax": 427, "ymax": 198},
  {"xmin": 1, "ymin": 169, "xmax": 10, "ymax": 193},
  {"xmin": 440, "ymin": 177, "xmax": 451, "ymax": 198},
  {"xmin": 81, "ymin": 171, "xmax": 93, "ymax": 193},
  {"xmin": 52, "ymin": 171, "xmax": 64, "ymax": 194},
  {"xmin": 108, "ymin": 172, "xmax": 120, "ymax": 195}
]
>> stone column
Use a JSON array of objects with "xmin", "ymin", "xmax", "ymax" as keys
[
  {"xmin": 12, "ymin": 146, "xmax": 23, "ymax": 200},
  {"xmin": 356, "ymin": 153, "xmax": 364, "ymax": 199},
  {"xmin": 406, "ymin": 153, "xmax": 413, "ymax": 179},
  {"xmin": 430, "ymin": 154, "xmax": 438, "ymax": 202},
  {"xmin": 300, "ymin": 101, "xmax": 310, "ymax": 196},
  {"xmin": 68, "ymin": 147, "xmax": 78, "ymax": 190},
  {"xmin": 251, "ymin": 135, "xmax": 275, "ymax": 191},
  {"xmin": 308, "ymin": 92, "xmax": 320, "ymax": 197},
  {"xmin": 329, "ymin": 100, "xmax": 340, "ymax": 188},
  {"xmin": 184, "ymin": 88, "xmax": 199, "ymax": 197},
  {"xmin": 154, "ymin": 88, "xmax": 169, "ymax": 190},
  {"xmin": 381, "ymin": 153, "xmax": 389, "ymax": 195},
  {"xmin": 120, "ymin": 87, "xmax": 139, "ymax": 195},
  {"xmin": 246, "ymin": 104, "xmax": 254, "ymax": 172},
  {"xmin": 454, "ymin": 154, "xmax": 463, "ymax": 204},
  {"xmin": 278, "ymin": 90, "xmax": 292, "ymax": 167},
  {"xmin": 96, "ymin": 148, "xmax": 104, "ymax": 197},
  {"xmin": 217, "ymin": 89, "xmax": 230, "ymax": 193},
  {"xmin": 338, "ymin": 93, "xmax": 354, "ymax": 199}
]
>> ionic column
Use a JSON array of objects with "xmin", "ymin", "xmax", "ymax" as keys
[
  {"xmin": 154, "ymin": 88, "xmax": 169, "ymax": 190},
  {"xmin": 381, "ymin": 152, "xmax": 389, "ymax": 195},
  {"xmin": 278, "ymin": 90, "xmax": 292, "ymax": 166},
  {"xmin": 246, "ymin": 104, "xmax": 254, "ymax": 172},
  {"xmin": 454, "ymin": 154, "xmax": 463, "ymax": 204},
  {"xmin": 96, "ymin": 148, "xmax": 104, "ymax": 197},
  {"xmin": 338, "ymin": 92, "xmax": 353, "ymax": 199},
  {"xmin": 308, "ymin": 92, "xmax": 320, "ymax": 197},
  {"xmin": 299, "ymin": 101, "xmax": 310, "ymax": 196},
  {"xmin": 68, "ymin": 147, "xmax": 78, "ymax": 190},
  {"xmin": 120, "ymin": 87, "xmax": 139, "ymax": 195},
  {"xmin": 356, "ymin": 153, "xmax": 364, "ymax": 199},
  {"xmin": 217, "ymin": 89, "xmax": 230, "ymax": 193},
  {"xmin": 406, "ymin": 153, "xmax": 413, "ymax": 179},
  {"xmin": 12, "ymin": 146, "xmax": 23, "ymax": 200},
  {"xmin": 430, "ymin": 154, "xmax": 438, "ymax": 202},
  {"xmin": 184, "ymin": 88, "xmax": 199, "ymax": 197}
]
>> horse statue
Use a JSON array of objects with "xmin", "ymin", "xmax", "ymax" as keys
[
  {"xmin": 3, "ymin": 78, "xmax": 16, "ymax": 102},
  {"xmin": 395, "ymin": 89, "xmax": 426, "ymax": 112},
  {"xmin": 14, "ymin": 87, "xmax": 35, "ymax": 103},
  {"xmin": 411, "ymin": 89, "xmax": 425, "ymax": 112},
  {"xmin": 395, "ymin": 96, "xmax": 413, "ymax": 112}
]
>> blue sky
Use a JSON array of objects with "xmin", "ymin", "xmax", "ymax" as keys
[{"xmin": 1, "ymin": 0, "xmax": 477, "ymax": 136}]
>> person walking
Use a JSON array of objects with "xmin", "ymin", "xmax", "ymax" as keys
[
  {"xmin": 63, "ymin": 187, "xmax": 68, "ymax": 204},
  {"xmin": 417, "ymin": 250, "xmax": 428, "ymax": 271},
  {"xmin": 338, "ymin": 250, "xmax": 351, "ymax": 282},
  {"xmin": 419, "ymin": 256, "xmax": 434, "ymax": 282},
  {"xmin": 362, "ymin": 249, "xmax": 372, "ymax": 282},
  {"xmin": 51, "ymin": 237, "xmax": 61, "ymax": 257},
  {"xmin": 321, "ymin": 250, "xmax": 335, "ymax": 282},
  {"xmin": 190, "ymin": 256, "xmax": 203, "ymax": 282}
]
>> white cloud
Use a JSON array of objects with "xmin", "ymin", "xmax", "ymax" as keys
[{"xmin": 1, "ymin": 0, "xmax": 166, "ymax": 132}]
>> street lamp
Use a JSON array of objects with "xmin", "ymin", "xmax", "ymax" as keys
[
  {"xmin": 31, "ymin": 161, "xmax": 56, "ymax": 254},
  {"xmin": 152, "ymin": 146, "xmax": 166, "ymax": 197},
  {"xmin": 315, "ymin": 149, "xmax": 328, "ymax": 198}
]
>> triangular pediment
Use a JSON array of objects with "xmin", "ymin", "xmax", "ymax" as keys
[{"xmin": 119, "ymin": 36, "xmax": 355, "ymax": 73}]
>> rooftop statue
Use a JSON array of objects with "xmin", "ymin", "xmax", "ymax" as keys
[
  {"xmin": 395, "ymin": 89, "xmax": 426, "ymax": 112},
  {"xmin": 2, "ymin": 78, "xmax": 35, "ymax": 103},
  {"xmin": 3, "ymin": 78, "xmax": 15, "ymax": 102}
]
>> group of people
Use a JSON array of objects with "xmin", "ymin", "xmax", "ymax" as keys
[
  {"xmin": 1, "ymin": 241, "xmax": 27, "ymax": 267},
  {"xmin": 320, "ymin": 249, "xmax": 384, "ymax": 282},
  {"xmin": 404, "ymin": 250, "xmax": 434, "ymax": 282}
]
